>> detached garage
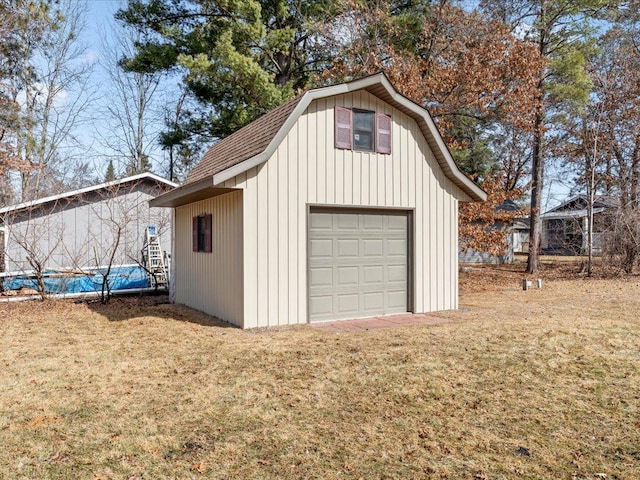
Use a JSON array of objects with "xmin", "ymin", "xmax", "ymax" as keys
[
  {"xmin": 151, "ymin": 73, "xmax": 486, "ymax": 328},
  {"xmin": 308, "ymin": 208, "xmax": 410, "ymax": 322}
]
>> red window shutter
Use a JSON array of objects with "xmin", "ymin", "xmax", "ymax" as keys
[
  {"xmin": 376, "ymin": 113, "xmax": 392, "ymax": 154},
  {"xmin": 203, "ymin": 214, "xmax": 212, "ymax": 253},
  {"xmin": 192, "ymin": 216, "xmax": 198, "ymax": 252},
  {"xmin": 335, "ymin": 106, "xmax": 352, "ymax": 149}
]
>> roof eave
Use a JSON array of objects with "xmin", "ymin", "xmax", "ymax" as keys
[
  {"xmin": 213, "ymin": 152, "xmax": 269, "ymax": 185},
  {"xmin": 149, "ymin": 177, "xmax": 214, "ymax": 207},
  {"xmin": 149, "ymin": 177, "xmax": 240, "ymax": 208},
  {"xmin": 541, "ymin": 207, "xmax": 606, "ymax": 219}
]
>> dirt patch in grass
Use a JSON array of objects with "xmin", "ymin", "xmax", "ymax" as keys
[{"xmin": 1, "ymin": 273, "xmax": 640, "ymax": 479}]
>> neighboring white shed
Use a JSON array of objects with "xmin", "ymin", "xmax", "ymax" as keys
[
  {"xmin": 458, "ymin": 200, "xmax": 529, "ymax": 264},
  {"xmin": 151, "ymin": 74, "xmax": 486, "ymax": 328},
  {"xmin": 0, "ymin": 173, "xmax": 176, "ymax": 275}
]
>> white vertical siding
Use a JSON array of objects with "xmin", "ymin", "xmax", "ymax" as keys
[
  {"xmin": 174, "ymin": 190, "xmax": 243, "ymax": 327},
  {"xmin": 452, "ymin": 198, "xmax": 459, "ymax": 308},
  {"xmin": 222, "ymin": 91, "xmax": 465, "ymax": 328},
  {"xmin": 241, "ymin": 168, "xmax": 259, "ymax": 326}
]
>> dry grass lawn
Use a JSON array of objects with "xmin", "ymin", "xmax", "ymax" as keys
[{"xmin": 1, "ymin": 265, "xmax": 639, "ymax": 479}]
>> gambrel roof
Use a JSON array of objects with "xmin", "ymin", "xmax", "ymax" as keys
[{"xmin": 152, "ymin": 73, "xmax": 486, "ymax": 208}]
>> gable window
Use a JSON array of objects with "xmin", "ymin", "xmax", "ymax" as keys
[
  {"xmin": 335, "ymin": 106, "xmax": 392, "ymax": 154},
  {"xmin": 353, "ymin": 109, "xmax": 375, "ymax": 151},
  {"xmin": 192, "ymin": 214, "xmax": 212, "ymax": 253}
]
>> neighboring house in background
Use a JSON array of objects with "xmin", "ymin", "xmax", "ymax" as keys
[
  {"xmin": 459, "ymin": 200, "xmax": 530, "ymax": 264},
  {"xmin": 541, "ymin": 195, "xmax": 615, "ymax": 255},
  {"xmin": 151, "ymin": 73, "xmax": 486, "ymax": 328},
  {"xmin": 0, "ymin": 173, "xmax": 176, "ymax": 282}
]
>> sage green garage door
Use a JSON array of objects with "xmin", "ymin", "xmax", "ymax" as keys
[{"xmin": 308, "ymin": 209, "xmax": 409, "ymax": 322}]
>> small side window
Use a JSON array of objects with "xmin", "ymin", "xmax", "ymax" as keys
[{"xmin": 192, "ymin": 214, "xmax": 212, "ymax": 253}]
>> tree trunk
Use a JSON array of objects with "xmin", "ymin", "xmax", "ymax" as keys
[
  {"xmin": 586, "ymin": 116, "xmax": 599, "ymax": 277},
  {"xmin": 168, "ymin": 145, "xmax": 175, "ymax": 183},
  {"xmin": 527, "ymin": 10, "xmax": 548, "ymax": 275},
  {"xmin": 26, "ymin": 255, "xmax": 46, "ymax": 300},
  {"xmin": 587, "ymin": 195, "xmax": 593, "ymax": 276},
  {"xmin": 623, "ymin": 240, "xmax": 636, "ymax": 274},
  {"xmin": 526, "ymin": 109, "xmax": 544, "ymax": 274}
]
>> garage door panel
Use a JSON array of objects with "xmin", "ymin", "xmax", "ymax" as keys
[
  {"xmin": 363, "ymin": 291, "xmax": 385, "ymax": 311},
  {"xmin": 337, "ymin": 214, "xmax": 359, "ymax": 230},
  {"xmin": 387, "ymin": 291, "xmax": 407, "ymax": 310},
  {"xmin": 309, "ymin": 295, "xmax": 333, "ymax": 316},
  {"xmin": 309, "ymin": 238, "xmax": 333, "ymax": 257},
  {"xmin": 387, "ymin": 215, "xmax": 408, "ymax": 230},
  {"xmin": 337, "ymin": 266, "xmax": 359, "ymax": 285},
  {"xmin": 363, "ymin": 214, "xmax": 384, "ymax": 230},
  {"xmin": 337, "ymin": 238, "xmax": 359, "ymax": 257},
  {"xmin": 363, "ymin": 238, "xmax": 384, "ymax": 256},
  {"xmin": 387, "ymin": 238, "xmax": 407, "ymax": 256},
  {"xmin": 310, "ymin": 212, "xmax": 333, "ymax": 229},
  {"xmin": 387, "ymin": 264, "xmax": 406, "ymax": 282},
  {"xmin": 337, "ymin": 294, "xmax": 360, "ymax": 314},
  {"xmin": 309, "ymin": 267, "xmax": 333, "ymax": 287},
  {"xmin": 363, "ymin": 265, "xmax": 384, "ymax": 284}
]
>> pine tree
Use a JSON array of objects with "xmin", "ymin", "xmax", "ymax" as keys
[
  {"xmin": 105, "ymin": 160, "xmax": 116, "ymax": 182},
  {"xmin": 116, "ymin": 0, "xmax": 342, "ymax": 144}
]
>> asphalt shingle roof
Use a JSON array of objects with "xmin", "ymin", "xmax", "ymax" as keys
[{"xmin": 184, "ymin": 95, "xmax": 304, "ymax": 185}]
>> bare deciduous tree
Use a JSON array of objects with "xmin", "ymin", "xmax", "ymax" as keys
[
  {"xmin": 587, "ymin": 28, "xmax": 640, "ymax": 273},
  {"xmin": 6, "ymin": 0, "xmax": 95, "ymax": 201},
  {"xmin": 160, "ymin": 89, "xmax": 203, "ymax": 183},
  {"xmin": 97, "ymin": 21, "xmax": 163, "ymax": 177},
  {"xmin": 1, "ymin": 202, "xmax": 67, "ymax": 299},
  {"xmin": 87, "ymin": 179, "xmax": 171, "ymax": 303}
]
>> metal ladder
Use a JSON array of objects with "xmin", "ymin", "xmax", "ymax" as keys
[{"xmin": 143, "ymin": 226, "xmax": 168, "ymax": 289}]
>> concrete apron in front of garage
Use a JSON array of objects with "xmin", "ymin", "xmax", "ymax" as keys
[{"xmin": 309, "ymin": 313, "xmax": 452, "ymax": 333}]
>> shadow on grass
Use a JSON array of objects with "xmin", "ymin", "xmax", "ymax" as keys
[{"xmin": 82, "ymin": 292, "xmax": 238, "ymax": 329}]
